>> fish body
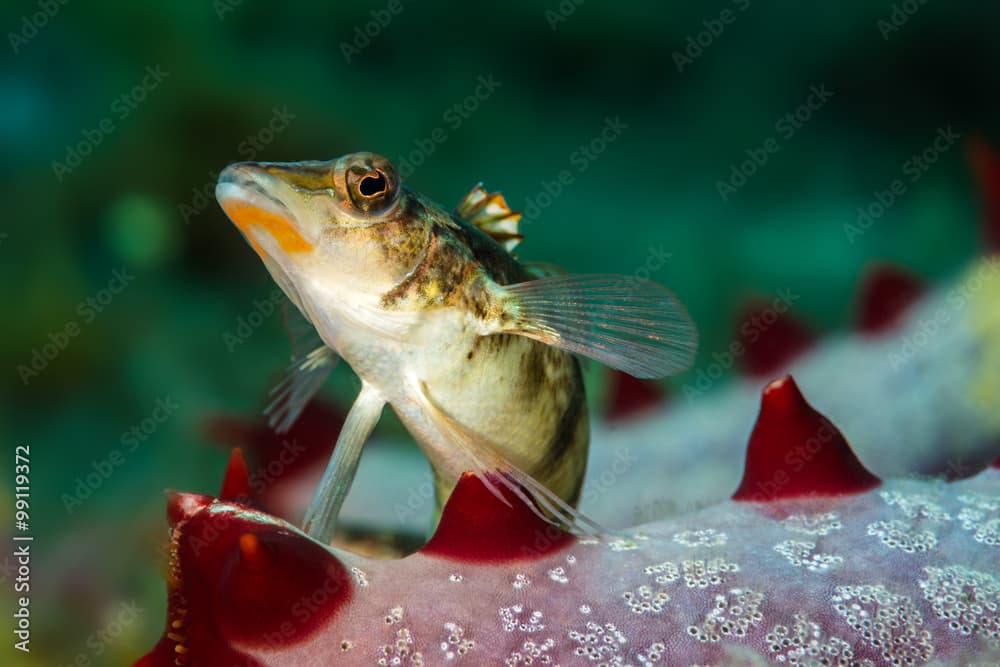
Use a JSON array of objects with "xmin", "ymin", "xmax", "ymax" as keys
[
  {"xmin": 216, "ymin": 153, "xmax": 695, "ymax": 542},
  {"xmin": 376, "ymin": 218, "xmax": 591, "ymax": 512}
]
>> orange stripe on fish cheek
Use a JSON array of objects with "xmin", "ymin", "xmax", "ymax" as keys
[{"xmin": 222, "ymin": 202, "xmax": 315, "ymax": 254}]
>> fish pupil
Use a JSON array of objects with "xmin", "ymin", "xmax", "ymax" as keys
[{"xmin": 359, "ymin": 172, "xmax": 387, "ymax": 197}]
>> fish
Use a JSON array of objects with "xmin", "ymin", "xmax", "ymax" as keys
[{"xmin": 215, "ymin": 152, "xmax": 698, "ymax": 544}]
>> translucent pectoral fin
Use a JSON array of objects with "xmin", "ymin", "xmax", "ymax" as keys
[
  {"xmin": 500, "ymin": 274, "xmax": 699, "ymax": 379},
  {"xmin": 264, "ymin": 301, "xmax": 338, "ymax": 433},
  {"xmin": 301, "ymin": 384, "xmax": 384, "ymax": 544},
  {"xmin": 264, "ymin": 345, "xmax": 338, "ymax": 433},
  {"xmin": 414, "ymin": 381, "xmax": 607, "ymax": 536}
]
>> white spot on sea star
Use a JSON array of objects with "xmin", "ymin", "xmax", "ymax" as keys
[
  {"xmin": 920, "ymin": 565, "xmax": 1000, "ymax": 642},
  {"xmin": 866, "ymin": 520, "xmax": 937, "ymax": 553},
  {"xmin": 673, "ymin": 528, "xmax": 727, "ymax": 547},
  {"xmin": 780, "ymin": 512, "xmax": 842, "ymax": 536},
  {"xmin": 351, "ymin": 566, "xmax": 369, "ymax": 587},
  {"xmin": 831, "ymin": 584, "xmax": 934, "ymax": 664},
  {"xmin": 774, "ymin": 540, "xmax": 843, "ymax": 572},
  {"xmin": 686, "ymin": 588, "xmax": 764, "ymax": 643},
  {"xmin": 547, "ymin": 566, "xmax": 569, "ymax": 584}
]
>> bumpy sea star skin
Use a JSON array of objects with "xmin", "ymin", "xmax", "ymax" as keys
[
  {"xmin": 575, "ymin": 256, "xmax": 1000, "ymax": 533},
  {"xmin": 135, "ymin": 378, "xmax": 1000, "ymax": 666}
]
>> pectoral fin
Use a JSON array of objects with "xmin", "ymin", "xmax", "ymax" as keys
[
  {"xmin": 264, "ymin": 345, "xmax": 338, "ymax": 433},
  {"xmin": 496, "ymin": 274, "xmax": 698, "ymax": 379},
  {"xmin": 301, "ymin": 383, "xmax": 384, "ymax": 544},
  {"xmin": 263, "ymin": 302, "xmax": 339, "ymax": 433},
  {"xmin": 413, "ymin": 380, "xmax": 606, "ymax": 536}
]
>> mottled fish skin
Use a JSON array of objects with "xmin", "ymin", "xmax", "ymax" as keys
[
  {"xmin": 369, "ymin": 188, "xmax": 592, "ymax": 512},
  {"xmin": 216, "ymin": 153, "xmax": 589, "ymax": 520}
]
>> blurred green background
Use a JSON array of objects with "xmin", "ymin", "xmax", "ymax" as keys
[{"xmin": 1, "ymin": 1, "xmax": 998, "ymax": 664}]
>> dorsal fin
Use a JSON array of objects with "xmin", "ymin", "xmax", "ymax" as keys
[{"xmin": 455, "ymin": 183, "xmax": 524, "ymax": 252}]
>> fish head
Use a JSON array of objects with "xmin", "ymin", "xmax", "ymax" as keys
[{"xmin": 216, "ymin": 153, "xmax": 434, "ymax": 336}]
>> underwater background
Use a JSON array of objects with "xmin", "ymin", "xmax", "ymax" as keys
[{"xmin": 2, "ymin": 1, "xmax": 1000, "ymax": 664}]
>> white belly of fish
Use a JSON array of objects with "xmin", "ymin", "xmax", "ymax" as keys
[{"xmin": 311, "ymin": 299, "xmax": 485, "ymax": 485}]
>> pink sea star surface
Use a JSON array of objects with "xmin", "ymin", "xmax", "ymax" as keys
[{"xmin": 136, "ymin": 376, "xmax": 1000, "ymax": 666}]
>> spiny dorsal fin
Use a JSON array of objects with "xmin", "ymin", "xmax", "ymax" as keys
[{"xmin": 455, "ymin": 183, "xmax": 524, "ymax": 252}]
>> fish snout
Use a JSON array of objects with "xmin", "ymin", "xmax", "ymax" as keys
[
  {"xmin": 219, "ymin": 160, "xmax": 333, "ymax": 194},
  {"xmin": 215, "ymin": 162, "xmax": 316, "ymax": 254},
  {"xmin": 217, "ymin": 161, "xmax": 262, "ymax": 187},
  {"xmin": 215, "ymin": 162, "xmax": 277, "ymax": 211}
]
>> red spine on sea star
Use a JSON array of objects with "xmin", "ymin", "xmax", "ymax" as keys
[
  {"xmin": 421, "ymin": 472, "xmax": 576, "ymax": 562},
  {"xmin": 737, "ymin": 301, "xmax": 816, "ymax": 376},
  {"xmin": 968, "ymin": 136, "xmax": 1000, "ymax": 253},
  {"xmin": 606, "ymin": 371, "xmax": 668, "ymax": 421},
  {"xmin": 733, "ymin": 375, "xmax": 881, "ymax": 501},
  {"xmin": 856, "ymin": 263, "xmax": 926, "ymax": 334},
  {"xmin": 219, "ymin": 448, "xmax": 256, "ymax": 504}
]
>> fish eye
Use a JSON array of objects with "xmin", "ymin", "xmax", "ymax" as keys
[
  {"xmin": 359, "ymin": 171, "xmax": 387, "ymax": 197},
  {"xmin": 345, "ymin": 160, "xmax": 399, "ymax": 215}
]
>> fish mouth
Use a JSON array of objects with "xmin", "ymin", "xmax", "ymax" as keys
[
  {"xmin": 216, "ymin": 163, "xmax": 315, "ymax": 255},
  {"xmin": 216, "ymin": 163, "xmax": 312, "ymax": 315}
]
